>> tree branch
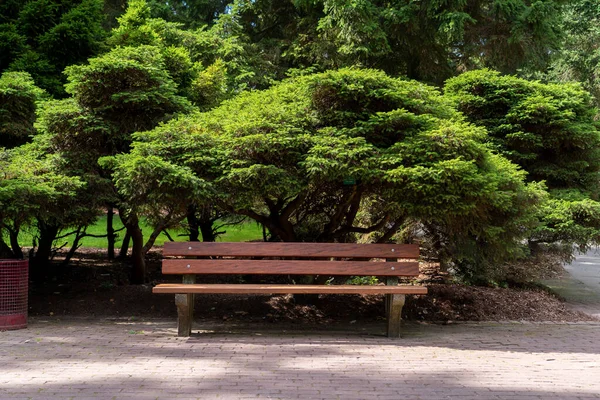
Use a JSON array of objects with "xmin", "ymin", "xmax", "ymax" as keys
[
  {"xmin": 335, "ymin": 215, "xmax": 391, "ymax": 236},
  {"xmin": 376, "ymin": 219, "xmax": 404, "ymax": 243},
  {"xmin": 281, "ymin": 193, "xmax": 308, "ymax": 220}
]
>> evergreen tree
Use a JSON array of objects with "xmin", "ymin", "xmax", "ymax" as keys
[
  {"xmin": 446, "ymin": 69, "xmax": 600, "ymax": 261},
  {"xmin": 0, "ymin": 0, "xmax": 106, "ymax": 97}
]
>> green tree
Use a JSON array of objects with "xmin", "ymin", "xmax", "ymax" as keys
[
  {"xmin": 147, "ymin": 0, "xmax": 229, "ymax": 28},
  {"xmin": 0, "ymin": 138, "xmax": 83, "ymax": 264},
  {"xmin": 539, "ymin": 0, "xmax": 600, "ymax": 108},
  {"xmin": 445, "ymin": 69, "xmax": 600, "ymax": 260},
  {"xmin": 0, "ymin": 71, "xmax": 47, "ymax": 148},
  {"xmin": 0, "ymin": 71, "xmax": 47, "ymax": 259},
  {"xmin": 0, "ymin": 0, "xmax": 106, "ymax": 97},
  {"xmin": 38, "ymin": 45, "xmax": 193, "ymax": 283},
  {"xmin": 224, "ymin": 0, "xmax": 566, "ymax": 84},
  {"xmin": 109, "ymin": 0, "xmax": 276, "ymax": 97},
  {"xmin": 110, "ymin": 68, "xmax": 544, "ymax": 282}
]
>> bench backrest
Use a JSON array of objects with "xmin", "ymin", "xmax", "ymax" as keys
[{"xmin": 162, "ymin": 242, "xmax": 420, "ymax": 277}]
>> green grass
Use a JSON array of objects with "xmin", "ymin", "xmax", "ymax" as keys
[{"xmin": 10, "ymin": 216, "xmax": 264, "ymax": 250}]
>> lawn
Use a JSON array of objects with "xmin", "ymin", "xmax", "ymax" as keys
[{"xmin": 10, "ymin": 215, "xmax": 264, "ymax": 250}]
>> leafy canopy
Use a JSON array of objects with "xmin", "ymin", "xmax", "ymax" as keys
[
  {"xmin": 110, "ymin": 68, "xmax": 543, "ymax": 281},
  {"xmin": 445, "ymin": 69, "xmax": 600, "ymax": 255},
  {"xmin": 0, "ymin": 71, "xmax": 47, "ymax": 148}
]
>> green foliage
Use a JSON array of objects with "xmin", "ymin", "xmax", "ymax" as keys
[
  {"xmin": 189, "ymin": 58, "xmax": 228, "ymax": 109},
  {"xmin": 147, "ymin": 0, "xmax": 229, "ymax": 28},
  {"xmin": 112, "ymin": 68, "xmax": 543, "ymax": 282},
  {"xmin": 534, "ymin": 0, "xmax": 600, "ymax": 108},
  {"xmin": 64, "ymin": 45, "xmax": 193, "ymax": 131},
  {"xmin": 346, "ymin": 275, "xmax": 379, "ymax": 285},
  {"xmin": 0, "ymin": 0, "xmax": 106, "ymax": 97},
  {"xmin": 107, "ymin": 0, "xmax": 265, "ymax": 107},
  {"xmin": 37, "ymin": 45, "xmax": 197, "ymax": 212},
  {"xmin": 534, "ymin": 196, "xmax": 600, "ymax": 247},
  {"xmin": 445, "ymin": 69, "xmax": 600, "ymax": 192},
  {"xmin": 0, "ymin": 139, "xmax": 85, "ymax": 242},
  {"xmin": 445, "ymin": 69, "xmax": 600, "ymax": 260},
  {"xmin": 0, "ymin": 71, "xmax": 47, "ymax": 148},
  {"xmin": 0, "ymin": 23, "xmax": 26, "ymax": 70},
  {"xmin": 232, "ymin": 0, "xmax": 565, "ymax": 84},
  {"xmin": 101, "ymin": 152, "xmax": 210, "ymax": 225}
]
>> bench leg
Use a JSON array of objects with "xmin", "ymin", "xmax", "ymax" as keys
[
  {"xmin": 386, "ymin": 294, "xmax": 405, "ymax": 338},
  {"xmin": 175, "ymin": 293, "xmax": 194, "ymax": 337}
]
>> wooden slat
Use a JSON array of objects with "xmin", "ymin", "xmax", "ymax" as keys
[
  {"xmin": 163, "ymin": 242, "xmax": 419, "ymax": 259},
  {"xmin": 153, "ymin": 283, "xmax": 428, "ymax": 295},
  {"xmin": 163, "ymin": 259, "xmax": 420, "ymax": 276}
]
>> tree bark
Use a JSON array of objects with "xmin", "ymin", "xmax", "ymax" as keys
[
  {"xmin": 107, "ymin": 207, "xmax": 115, "ymax": 259},
  {"xmin": 119, "ymin": 210, "xmax": 146, "ymax": 284},
  {"xmin": 31, "ymin": 220, "xmax": 59, "ymax": 281},
  {"xmin": 142, "ymin": 221, "xmax": 169, "ymax": 254},
  {"xmin": 0, "ymin": 237, "xmax": 14, "ymax": 258},
  {"xmin": 61, "ymin": 227, "xmax": 84, "ymax": 267},
  {"xmin": 199, "ymin": 219, "xmax": 216, "ymax": 242},
  {"xmin": 186, "ymin": 205, "xmax": 200, "ymax": 241},
  {"xmin": 118, "ymin": 231, "xmax": 130, "ymax": 258},
  {"xmin": 8, "ymin": 228, "xmax": 23, "ymax": 259}
]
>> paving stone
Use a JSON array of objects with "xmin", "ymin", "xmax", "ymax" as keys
[{"xmin": 1, "ymin": 319, "xmax": 599, "ymax": 399}]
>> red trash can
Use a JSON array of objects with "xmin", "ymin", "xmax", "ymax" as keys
[{"xmin": 0, "ymin": 259, "xmax": 28, "ymax": 330}]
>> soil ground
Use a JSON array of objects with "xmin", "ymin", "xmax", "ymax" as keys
[{"xmin": 28, "ymin": 249, "xmax": 596, "ymax": 324}]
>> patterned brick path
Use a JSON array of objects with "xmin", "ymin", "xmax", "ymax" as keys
[{"xmin": 2, "ymin": 318, "xmax": 600, "ymax": 399}]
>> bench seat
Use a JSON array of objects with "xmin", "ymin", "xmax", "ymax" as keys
[{"xmin": 153, "ymin": 283, "xmax": 428, "ymax": 295}]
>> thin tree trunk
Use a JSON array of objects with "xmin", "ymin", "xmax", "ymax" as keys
[
  {"xmin": 128, "ymin": 225, "xmax": 146, "ymax": 283},
  {"xmin": 120, "ymin": 210, "xmax": 146, "ymax": 284},
  {"xmin": 0, "ymin": 237, "xmax": 14, "ymax": 258},
  {"xmin": 61, "ymin": 227, "xmax": 84, "ymax": 267},
  {"xmin": 31, "ymin": 221, "xmax": 59, "ymax": 281},
  {"xmin": 8, "ymin": 228, "xmax": 23, "ymax": 259},
  {"xmin": 186, "ymin": 205, "xmax": 200, "ymax": 241},
  {"xmin": 107, "ymin": 207, "xmax": 115, "ymax": 259},
  {"xmin": 199, "ymin": 220, "xmax": 216, "ymax": 242},
  {"xmin": 119, "ymin": 232, "xmax": 131, "ymax": 258},
  {"xmin": 142, "ymin": 222, "xmax": 169, "ymax": 254},
  {"xmin": 129, "ymin": 227, "xmax": 146, "ymax": 283}
]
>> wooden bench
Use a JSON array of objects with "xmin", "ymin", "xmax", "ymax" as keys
[{"xmin": 153, "ymin": 242, "xmax": 427, "ymax": 337}]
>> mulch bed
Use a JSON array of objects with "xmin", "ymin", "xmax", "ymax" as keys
[{"xmin": 27, "ymin": 249, "xmax": 595, "ymax": 323}]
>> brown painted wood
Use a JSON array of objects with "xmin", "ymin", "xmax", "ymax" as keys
[
  {"xmin": 153, "ymin": 283, "xmax": 428, "ymax": 295},
  {"xmin": 163, "ymin": 242, "xmax": 419, "ymax": 259},
  {"xmin": 163, "ymin": 259, "xmax": 420, "ymax": 276}
]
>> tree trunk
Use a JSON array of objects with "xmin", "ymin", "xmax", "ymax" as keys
[
  {"xmin": 119, "ymin": 231, "xmax": 131, "ymax": 258},
  {"xmin": 0, "ymin": 237, "xmax": 14, "ymax": 258},
  {"xmin": 107, "ymin": 207, "xmax": 115, "ymax": 259},
  {"xmin": 272, "ymin": 216, "xmax": 296, "ymax": 242},
  {"xmin": 142, "ymin": 222, "xmax": 169, "ymax": 254},
  {"xmin": 199, "ymin": 220, "xmax": 216, "ymax": 242},
  {"xmin": 129, "ymin": 226, "xmax": 146, "ymax": 283},
  {"xmin": 8, "ymin": 228, "xmax": 23, "ymax": 259},
  {"xmin": 186, "ymin": 205, "xmax": 200, "ymax": 242},
  {"xmin": 120, "ymin": 211, "xmax": 146, "ymax": 284},
  {"xmin": 61, "ymin": 227, "xmax": 84, "ymax": 267},
  {"xmin": 31, "ymin": 221, "xmax": 59, "ymax": 281}
]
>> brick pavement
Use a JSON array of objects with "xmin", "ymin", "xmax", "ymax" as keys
[{"xmin": 1, "ymin": 318, "xmax": 600, "ymax": 400}]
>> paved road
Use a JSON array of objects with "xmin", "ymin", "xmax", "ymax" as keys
[
  {"xmin": 544, "ymin": 249, "xmax": 600, "ymax": 318},
  {"xmin": 2, "ymin": 318, "xmax": 600, "ymax": 399}
]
